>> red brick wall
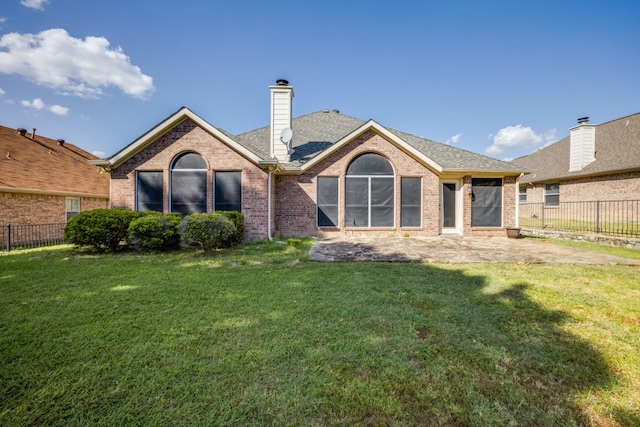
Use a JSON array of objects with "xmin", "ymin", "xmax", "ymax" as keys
[
  {"xmin": 274, "ymin": 131, "xmax": 443, "ymax": 238},
  {"xmin": 110, "ymin": 119, "xmax": 270, "ymax": 240},
  {"xmin": 0, "ymin": 192, "xmax": 108, "ymax": 225}
]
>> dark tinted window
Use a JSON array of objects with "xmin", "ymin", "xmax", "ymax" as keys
[
  {"xmin": 401, "ymin": 177, "xmax": 421, "ymax": 227},
  {"xmin": 317, "ymin": 177, "xmax": 338, "ymax": 227},
  {"xmin": 215, "ymin": 171, "xmax": 241, "ymax": 212},
  {"xmin": 171, "ymin": 153, "xmax": 207, "ymax": 215},
  {"xmin": 137, "ymin": 171, "xmax": 163, "ymax": 212},
  {"xmin": 471, "ymin": 178, "xmax": 502, "ymax": 227}
]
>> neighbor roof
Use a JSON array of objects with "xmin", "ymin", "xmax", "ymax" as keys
[
  {"xmin": 512, "ymin": 112, "xmax": 640, "ymax": 184},
  {"xmin": 0, "ymin": 125, "xmax": 109, "ymax": 197}
]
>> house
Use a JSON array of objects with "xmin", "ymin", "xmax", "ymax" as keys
[
  {"xmin": 0, "ymin": 125, "xmax": 110, "ymax": 228},
  {"xmin": 511, "ymin": 113, "xmax": 640, "ymax": 205},
  {"xmin": 93, "ymin": 80, "xmax": 526, "ymax": 241}
]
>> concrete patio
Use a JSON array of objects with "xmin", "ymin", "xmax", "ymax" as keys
[{"xmin": 309, "ymin": 236, "xmax": 640, "ymax": 265}]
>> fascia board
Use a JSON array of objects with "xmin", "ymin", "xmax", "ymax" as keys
[
  {"xmin": 299, "ymin": 120, "xmax": 444, "ymax": 174},
  {"xmin": 98, "ymin": 108, "xmax": 262, "ymax": 169}
]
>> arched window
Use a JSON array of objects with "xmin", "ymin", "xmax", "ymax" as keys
[
  {"xmin": 170, "ymin": 152, "xmax": 207, "ymax": 215},
  {"xmin": 345, "ymin": 153, "xmax": 394, "ymax": 227}
]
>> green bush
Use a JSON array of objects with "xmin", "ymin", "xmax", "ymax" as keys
[
  {"xmin": 217, "ymin": 211, "xmax": 244, "ymax": 244},
  {"xmin": 64, "ymin": 209, "xmax": 143, "ymax": 252},
  {"xmin": 180, "ymin": 212, "xmax": 238, "ymax": 250},
  {"xmin": 128, "ymin": 213, "xmax": 182, "ymax": 252}
]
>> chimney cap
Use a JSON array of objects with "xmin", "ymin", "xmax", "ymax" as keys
[
  {"xmin": 577, "ymin": 116, "xmax": 589, "ymax": 124},
  {"xmin": 276, "ymin": 79, "xmax": 289, "ymax": 86}
]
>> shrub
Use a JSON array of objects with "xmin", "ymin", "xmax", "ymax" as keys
[
  {"xmin": 128, "ymin": 213, "xmax": 182, "ymax": 252},
  {"xmin": 64, "ymin": 209, "xmax": 143, "ymax": 252},
  {"xmin": 180, "ymin": 212, "xmax": 238, "ymax": 250},
  {"xmin": 217, "ymin": 211, "xmax": 244, "ymax": 244}
]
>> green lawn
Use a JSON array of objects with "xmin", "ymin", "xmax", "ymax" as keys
[{"xmin": 1, "ymin": 241, "xmax": 639, "ymax": 426}]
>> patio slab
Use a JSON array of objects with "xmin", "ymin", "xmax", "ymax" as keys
[{"xmin": 309, "ymin": 236, "xmax": 640, "ymax": 265}]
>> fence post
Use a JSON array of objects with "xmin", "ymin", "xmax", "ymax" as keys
[
  {"xmin": 595, "ymin": 201, "xmax": 601, "ymax": 234},
  {"xmin": 541, "ymin": 205, "xmax": 545, "ymax": 229},
  {"xmin": 7, "ymin": 224, "xmax": 11, "ymax": 252}
]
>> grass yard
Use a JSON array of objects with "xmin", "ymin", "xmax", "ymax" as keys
[{"xmin": 1, "ymin": 240, "xmax": 639, "ymax": 426}]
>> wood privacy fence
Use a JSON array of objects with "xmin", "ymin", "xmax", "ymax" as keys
[
  {"xmin": 519, "ymin": 200, "xmax": 640, "ymax": 238},
  {"xmin": 1, "ymin": 223, "xmax": 66, "ymax": 252}
]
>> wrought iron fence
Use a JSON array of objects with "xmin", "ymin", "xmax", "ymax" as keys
[
  {"xmin": 519, "ymin": 200, "xmax": 640, "ymax": 238},
  {"xmin": 1, "ymin": 223, "xmax": 66, "ymax": 252}
]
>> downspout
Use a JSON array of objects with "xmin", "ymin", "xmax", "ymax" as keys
[
  {"xmin": 267, "ymin": 168, "xmax": 273, "ymax": 241},
  {"xmin": 515, "ymin": 173, "xmax": 523, "ymax": 228}
]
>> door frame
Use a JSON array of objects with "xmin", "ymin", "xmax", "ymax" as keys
[{"xmin": 440, "ymin": 179, "xmax": 462, "ymax": 235}]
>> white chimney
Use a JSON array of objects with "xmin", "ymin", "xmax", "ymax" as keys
[
  {"xmin": 270, "ymin": 79, "xmax": 294, "ymax": 162},
  {"xmin": 569, "ymin": 116, "xmax": 596, "ymax": 172}
]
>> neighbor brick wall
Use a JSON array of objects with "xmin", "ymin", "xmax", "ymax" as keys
[
  {"xmin": 0, "ymin": 192, "xmax": 108, "ymax": 225},
  {"xmin": 522, "ymin": 171, "xmax": 640, "ymax": 204},
  {"xmin": 110, "ymin": 119, "xmax": 270, "ymax": 240}
]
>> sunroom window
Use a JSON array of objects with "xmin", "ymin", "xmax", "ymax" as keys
[
  {"xmin": 345, "ymin": 153, "xmax": 394, "ymax": 227},
  {"xmin": 170, "ymin": 152, "xmax": 207, "ymax": 215}
]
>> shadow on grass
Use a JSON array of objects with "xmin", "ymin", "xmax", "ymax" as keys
[{"xmin": 0, "ymin": 243, "xmax": 624, "ymax": 426}]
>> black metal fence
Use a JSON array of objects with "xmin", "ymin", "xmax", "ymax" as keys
[
  {"xmin": 519, "ymin": 200, "xmax": 640, "ymax": 238},
  {"xmin": 1, "ymin": 223, "xmax": 66, "ymax": 252}
]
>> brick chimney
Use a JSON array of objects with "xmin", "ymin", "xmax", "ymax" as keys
[
  {"xmin": 569, "ymin": 117, "xmax": 595, "ymax": 172},
  {"xmin": 270, "ymin": 79, "xmax": 294, "ymax": 162}
]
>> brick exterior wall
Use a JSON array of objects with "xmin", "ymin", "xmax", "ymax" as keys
[
  {"xmin": 109, "ymin": 119, "xmax": 270, "ymax": 241},
  {"xmin": 0, "ymin": 192, "xmax": 108, "ymax": 226},
  {"xmin": 110, "ymin": 122, "xmax": 520, "ymax": 240},
  {"xmin": 523, "ymin": 171, "xmax": 640, "ymax": 204}
]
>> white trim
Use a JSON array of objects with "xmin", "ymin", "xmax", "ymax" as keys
[
  {"xmin": 93, "ymin": 108, "xmax": 263, "ymax": 169},
  {"xmin": 440, "ymin": 180, "xmax": 462, "ymax": 235},
  {"xmin": 300, "ymin": 120, "xmax": 444, "ymax": 174}
]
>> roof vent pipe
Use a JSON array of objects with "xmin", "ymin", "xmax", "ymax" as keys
[
  {"xmin": 57, "ymin": 139, "xmax": 65, "ymax": 146},
  {"xmin": 17, "ymin": 128, "xmax": 27, "ymax": 137},
  {"xmin": 30, "ymin": 128, "xmax": 36, "ymax": 140}
]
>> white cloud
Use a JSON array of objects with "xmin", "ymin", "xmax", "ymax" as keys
[
  {"xmin": 445, "ymin": 133, "xmax": 462, "ymax": 144},
  {"xmin": 0, "ymin": 28, "xmax": 155, "ymax": 98},
  {"xmin": 0, "ymin": 17, "xmax": 7, "ymax": 24},
  {"xmin": 486, "ymin": 125, "xmax": 544, "ymax": 155},
  {"xmin": 92, "ymin": 150, "xmax": 106, "ymax": 158},
  {"xmin": 48, "ymin": 104, "xmax": 69, "ymax": 115},
  {"xmin": 20, "ymin": 0, "xmax": 49, "ymax": 10},
  {"xmin": 20, "ymin": 97, "xmax": 69, "ymax": 115},
  {"xmin": 0, "ymin": 87, "xmax": 5, "ymax": 96}
]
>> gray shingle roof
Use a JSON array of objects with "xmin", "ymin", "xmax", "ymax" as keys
[
  {"xmin": 235, "ymin": 110, "xmax": 524, "ymax": 173},
  {"xmin": 512, "ymin": 112, "xmax": 640, "ymax": 183}
]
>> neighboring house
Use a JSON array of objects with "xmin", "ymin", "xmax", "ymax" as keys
[
  {"xmin": 94, "ymin": 80, "xmax": 526, "ymax": 241},
  {"xmin": 0, "ymin": 125, "xmax": 110, "ymax": 226},
  {"xmin": 511, "ymin": 113, "xmax": 640, "ymax": 205}
]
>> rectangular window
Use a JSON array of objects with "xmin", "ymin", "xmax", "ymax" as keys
[
  {"xmin": 544, "ymin": 183, "xmax": 559, "ymax": 206},
  {"xmin": 401, "ymin": 177, "xmax": 421, "ymax": 227},
  {"xmin": 519, "ymin": 185, "xmax": 527, "ymax": 204},
  {"xmin": 214, "ymin": 171, "xmax": 242, "ymax": 212},
  {"xmin": 136, "ymin": 171, "xmax": 163, "ymax": 212},
  {"xmin": 66, "ymin": 197, "xmax": 80, "ymax": 221},
  {"xmin": 317, "ymin": 177, "xmax": 338, "ymax": 227},
  {"xmin": 471, "ymin": 178, "xmax": 503, "ymax": 227},
  {"xmin": 442, "ymin": 182, "xmax": 456, "ymax": 228}
]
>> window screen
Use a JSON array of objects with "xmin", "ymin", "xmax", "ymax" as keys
[
  {"xmin": 401, "ymin": 177, "xmax": 421, "ymax": 227},
  {"xmin": 345, "ymin": 153, "xmax": 394, "ymax": 227},
  {"xmin": 215, "ymin": 171, "xmax": 242, "ymax": 212},
  {"xmin": 317, "ymin": 177, "xmax": 338, "ymax": 227},
  {"xmin": 171, "ymin": 153, "xmax": 207, "ymax": 215},
  {"xmin": 136, "ymin": 171, "xmax": 163, "ymax": 212},
  {"xmin": 519, "ymin": 185, "xmax": 527, "ymax": 204},
  {"xmin": 471, "ymin": 178, "xmax": 502, "ymax": 227},
  {"xmin": 544, "ymin": 183, "xmax": 559, "ymax": 206},
  {"xmin": 442, "ymin": 182, "xmax": 456, "ymax": 228},
  {"xmin": 66, "ymin": 197, "xmax": 80, "ymax": 221}
]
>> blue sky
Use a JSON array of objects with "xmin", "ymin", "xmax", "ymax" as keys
[{"xmin": 1, "ymin": 0, "xmax": 639, "ymax": 161}]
